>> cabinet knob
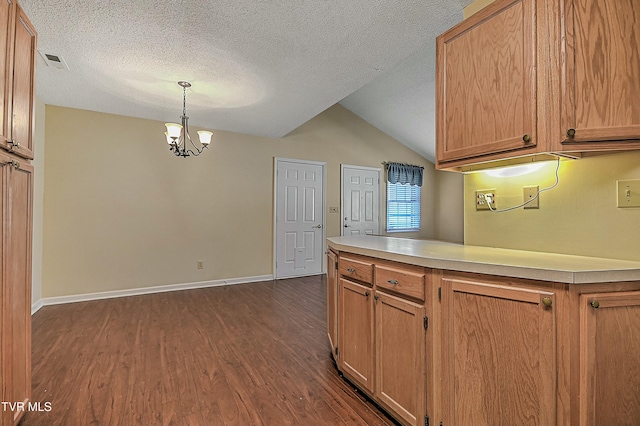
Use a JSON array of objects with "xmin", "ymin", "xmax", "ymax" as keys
[
  {"xmin": 541, "ymin": 297, "xmax": 552, "ymax": 308},
  {"xmin": 8, "ymin": 140, "xmax": 20, "ymax": 150},
  {"xmin": 522, "ymin": 134, "xmax": 531, "ymax": 143},
  {"xmin": 387, "ymin": 279, "xmax": 399, "ymax": 285},
  {"xmin": 374, "ymin": 295, "xmax": 379, "ymax": 301},
  {"xmin": 346, "ymin": 267, "xmax": 355, "ymax": 273},
  {"xmin": 567, "ymin": 128, "xmax": 576, "ymax": 138},
  {"xmin": 365, "ymin": 291, "xmax": 370, "ymax": 297},
  {"xmin": 590, "ymin": 300, "xmax": 600, "ymax": 309}
]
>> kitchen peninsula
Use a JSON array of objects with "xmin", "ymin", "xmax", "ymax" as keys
[{"xmin": 327, "ymin": 235, "xmax": 640, "ymax": 426}]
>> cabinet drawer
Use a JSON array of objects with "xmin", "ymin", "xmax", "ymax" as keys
[
  {"xmin": 375, "ymin": 262, "xmax": 425, "ymax": 301},
  {"xmin": 339, "ymin": 255, "xmax": 373, "ymax": 285}
]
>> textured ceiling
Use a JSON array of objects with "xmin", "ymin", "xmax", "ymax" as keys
[{"xmin": 20, "ymin": 0, "xmax": 471, "ymax": 163}]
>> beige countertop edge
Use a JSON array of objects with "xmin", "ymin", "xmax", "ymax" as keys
[{"xmin": 326, "ymin": 239, "xmax": 640, "ymax": 285}]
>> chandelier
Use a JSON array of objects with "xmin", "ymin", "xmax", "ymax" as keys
[{"xmin": 164, "ymin": 81, "xmax": 213, "ymax": 157}]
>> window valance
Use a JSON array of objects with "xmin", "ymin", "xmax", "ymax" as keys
[{"xmin": 385, "ymin": 162, "xmax": 424, "ymax": 187}]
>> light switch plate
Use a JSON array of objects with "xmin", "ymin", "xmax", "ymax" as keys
[{"xmin": 617, "ymin": 179, "xmax": 640, "ymax": 208}]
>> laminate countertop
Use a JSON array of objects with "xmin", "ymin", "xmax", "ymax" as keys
[{"xmin": 327, "ymin": 236, "xmax": 640, "ymax": 284}]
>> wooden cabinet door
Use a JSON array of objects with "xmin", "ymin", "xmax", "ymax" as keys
[
  {"xmin": 441, "ymin": 276, "xmax": 556, "ymax": 426},
  {"xmin": 5, "ymin": 2, "xmax": 35, "ymax": 160},
  {"xmin": 436, "ymin": 0, "xmax": 537, "ymax": 165},
  {"xmin": 326, "ymin": 250, "xmax": 338, "ymax": 358},
  {"xmin": 0, "ymin": 0, "xmax": 14, "ymax": 151},
  {"xmin": 338, "ymin": 278, "xmax": 374, "ymax": 394},
  {"xmin": 561, "ymin": 0, "xmax": 640, "ymax": 146},
  {"xmin": 579, "ymin": 291, "xmax": 640, "ymax": 426},
  {"xmin": 375, "ymin": 290, "xmax": 426, "ymax": 426},
  {"xmin": 0, "ymin": 153, "xmax": 33, "ymax": 426}
]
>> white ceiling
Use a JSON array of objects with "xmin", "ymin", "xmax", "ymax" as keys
[{"xmin": 20, "ymin": 0, "xmax": 472, "ymax": 163}]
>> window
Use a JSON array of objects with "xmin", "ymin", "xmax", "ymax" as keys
[{"xmin": 386, "ymin": 182, "xmax": 421, "ymax": 232}]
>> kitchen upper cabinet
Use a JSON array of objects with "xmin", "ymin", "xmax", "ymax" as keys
[
  {"xmin": 579, "ymin": 291, "xmax": 640, "ymax": 425},
  {"xmin": 375, "ymin": 290, "xmax": 426, "ymax": 426},
  {"xmin": 436, "ymin": 0, "xmax": 537, "ymax": 166},
  {"xmin": 436, "ymin": 0, "xmax": 640, "ymax": 170},
  {"xmin": 338, "ymin": 278, "xmax": 374, "ymax": 395},
  {"xmin": 440, "ymin": 274, "xmax": 556, "ymax": 426},
  {"xmin": 327, "ymin": 249, "xmax": 338, "ymax": 359},
  {"xmin": 1, "ymin": 0, "xmax": 13, "ymax": 148},
  {"xmin": 560, "ymin": 0, "xmax": 640, "ymax": 148},
  {"xmin": 0, "ymin": 0, "xmax": 36, "ymax": 160}
]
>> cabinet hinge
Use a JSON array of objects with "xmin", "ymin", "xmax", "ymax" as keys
[
  {"xmin": 438, "ymin": 287, "xmax": 441, "ymax": 301},
  {"xmin": 424, "ymin": 316, "xmax": 428, "ymax": 330},
  {"xmin": 335, "ymin": 261, "xmax": 338, "ymax": 270},
  {"xmin": 335, "ymin": 347, "xmax": 339, "ymax": 357},
  {"xmin": 424, "ymin": 415, "xmax": 429, "ymax": 426}
]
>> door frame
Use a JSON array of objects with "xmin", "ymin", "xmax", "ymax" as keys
[
  {"xmin": 273, "ymin": 157, "xmax": 327, "ymax": 279},
  {"xmin": 340, "ymin": 164, "xmax": 382, "ymax": 236}
]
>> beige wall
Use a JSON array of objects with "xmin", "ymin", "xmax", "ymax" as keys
[
  {"xmin": 435, "ymin": 171, "xmax": 464, "ymax": 243},
  {"xmin": 31, "ymin": 98, "xmax": 45, "ymax": 305},
  {"xmin": 42, "ymin": 104, "xmax": 443, "ymax": 297},
  {"xmin": 464, "ymin": 152, "xmax": 640, "ymax": 261},
  {"xmin": 463, "ymin": 0, "xmax": 495, "ymax": 18}
]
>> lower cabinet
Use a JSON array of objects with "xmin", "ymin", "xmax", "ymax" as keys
[
  {"xmin": 440, "ymin": 274, "xmax": 557, "ymax": 426},
  {"xmin": 375, "ymin": 290, "xmax": 426, "ymax": 426},
  {"xmin": 338, "ymin": 278, "xmax": 374, "ymax": 394},
  {"xmin": 579, "ymin": 291, "xmax": 640, "ymax": 425},
  {"xmin": 335, "ymin": 254, "xmax": 428, "ymax": 426},
  {"xmin": 327, "ymin": 249, "xmax": 338, "ymax": 358},
  {"xmin": 330, "ymin": 250, "xmax": 640, "ymax": 426}
]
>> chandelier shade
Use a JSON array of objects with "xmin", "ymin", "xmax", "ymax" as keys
[{"xmin": 164, "ymin": 81, "xmax": 212, "ymax": 157}]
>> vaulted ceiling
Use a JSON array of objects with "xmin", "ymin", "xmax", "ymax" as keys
[{"xmin": 20, "ymin": 0, "xmax": 472, "ymax": 162}]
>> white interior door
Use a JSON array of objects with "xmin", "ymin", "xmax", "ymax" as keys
[
  {"xmin": 341, "ymin": 165, "xmax": 380, "ymax": 236},
  {"xmin": 274, "ymin": 158, "xmax": 325, "ymax": 278}
]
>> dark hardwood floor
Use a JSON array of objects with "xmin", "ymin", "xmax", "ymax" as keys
[{"xmin": 23, "ymin": 275, "xmax": 395, "ymax": 425}]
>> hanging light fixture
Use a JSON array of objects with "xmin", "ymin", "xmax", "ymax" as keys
[{"xmin": 164, "ymin": 81, "xmax": 213, "ymax": 157}]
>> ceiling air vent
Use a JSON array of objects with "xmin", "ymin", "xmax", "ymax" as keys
[{"xmin": 38, "ymin": 51, "xmax": 70, "ymax": 70}]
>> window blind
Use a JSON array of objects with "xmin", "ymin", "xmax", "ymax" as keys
[{"xmin": 386, "ymin": 182, "xmax": 421, "ymax": 232}]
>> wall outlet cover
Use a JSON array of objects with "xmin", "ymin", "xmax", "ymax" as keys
[
  {"xmin": 476, "ymin": 189, "xmax": 497, "ymax": 211},
  {"xmin": 523, "ymin": 186, "xmax": 539, "ymax": 209}
]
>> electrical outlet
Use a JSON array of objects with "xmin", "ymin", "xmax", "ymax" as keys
[
  {"xmin": 523, "ymin": 186, "xmax": 539, "ymax": 209},
  {"xmin": 476, "ymin": 189, "xmax": 497, "ymax": 211},
  {"xmin": 197, "ymin": 261, "xmax": 204, "ymax": 270}
]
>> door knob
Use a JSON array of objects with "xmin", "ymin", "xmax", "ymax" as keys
[
  {"xmin": 344, "ymin": 224, "xmax": 350, "ymax": 227},
  {"xmin": 312, "ymin": 224, "xmax": 322, "ymax": 228}
]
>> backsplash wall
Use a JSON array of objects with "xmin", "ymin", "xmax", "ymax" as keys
[{"xmin": 464, "ymin": 151, "xmax": 640, "ymax": 261}]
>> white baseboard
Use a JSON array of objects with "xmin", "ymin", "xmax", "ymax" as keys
[
  {"xmin": 32, "ymin": 274, "xmax": 274, "ymax": 313},
  {"xmin": 31, "ymin": 299, "xmax": 44, "ymax": 315}
]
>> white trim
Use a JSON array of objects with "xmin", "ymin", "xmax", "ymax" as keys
[
  {"xmin": 340, "ymin": 164, "xmax": 382, "ymax": 236},
  {"xmin": 31, "ymin": 299, "xmax": 44, "ymax": 315},
  {"xmin": 273, "ymin": 157, "xmax": 327, "ymax": 279},
  {"xmin": 31, "ymin": 274, "xmax": 273, "ymax": 310}
]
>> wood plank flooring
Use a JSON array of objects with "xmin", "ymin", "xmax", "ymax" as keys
[{"xmin": 23, "ymin": 276, "xmax": 395, "ymax": 425}]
